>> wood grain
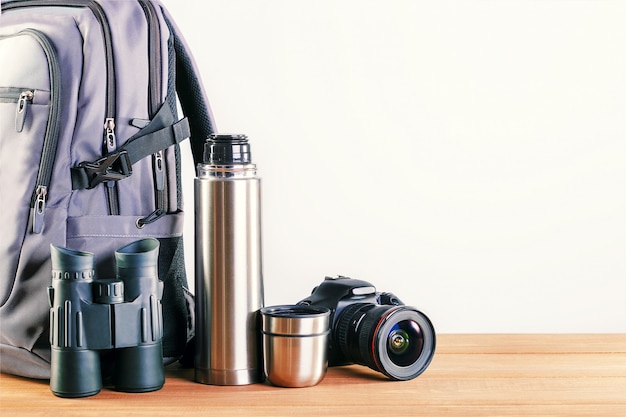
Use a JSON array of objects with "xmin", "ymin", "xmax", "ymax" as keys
[{"xmin": 1, "ymin": 334, "xmax": 625, "ymax": 416}]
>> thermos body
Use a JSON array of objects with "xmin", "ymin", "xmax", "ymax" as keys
[{"xmin": 194, "ymin": 157, "xmax": 264, "ymax": 385}]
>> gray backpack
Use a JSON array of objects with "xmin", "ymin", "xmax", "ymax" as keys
[{"xmin": 0, "ymin": 0, "xmax": 215, "ymax": 378}]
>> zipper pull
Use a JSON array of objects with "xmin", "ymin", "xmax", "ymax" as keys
[
  {"xmin": 104, "ymin": 118, "xmax": 116, "ymax": 152},
  {"xmin": 154, "ymin": 150, "xmax": 165, "ymax": 191},
  {"xmin": 103, "ymin": 118, "xmax": 119, "ymax": 214},
  {"xmin": 32, "ymin": 185, "xmax": 47, "ymax": 234},
  {"xmin": 15, "ymin": 90, "xmax": 34, "ymax": 132}
]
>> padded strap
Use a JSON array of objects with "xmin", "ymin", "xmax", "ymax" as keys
[
  {"xmin": 162, "ymin": 6, "xmax": 217, "ymax": 165},
  {"xmin": 123, "ymin": 118, "xmax": 190, "ymax": 164}
]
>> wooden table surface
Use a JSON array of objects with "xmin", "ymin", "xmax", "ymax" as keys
[{"xmin": 1, "ymin": 334, "xmax": 625, "ymax": 416}]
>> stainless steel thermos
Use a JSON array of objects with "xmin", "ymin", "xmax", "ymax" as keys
[{"xmin": 194, "ymin": 134, "xmax": 264, "ymax": 385}]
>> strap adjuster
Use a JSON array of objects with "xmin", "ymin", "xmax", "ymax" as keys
[{"xmin": 77, "ymin": 150, "xmax": 132, "ymax": 189}]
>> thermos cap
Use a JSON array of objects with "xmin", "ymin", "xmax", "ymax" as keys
[{"xmin": 204, "ymin": 134, "xmax": 251, "ymax": 165}]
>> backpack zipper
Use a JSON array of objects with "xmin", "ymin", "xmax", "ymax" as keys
[
  {"xmin": 138, "ymin": 0, "xmax": 162, "ymax": 116},
  {"xmin": 27, "ymin": 29, "xmax": 61, "ymax": 234},
  {"xmin": 86, "ymin": 0, "xmax": 120, "ymax": 215},
  {"xmin": 4, "ymin": 0, "xmax": 119, "ymax": 215},
  {"xmin": 0, "ymin": 30, "xmax": 62, "ymax": 234},
  {"xmin": 139, "ymin": 0, "xmax": 168, "ymax": 214},
  {"xmin": 0, "ymin": 87, "xmax": 35, "ymax": 132},
  {"xmin": 15, "ymin": 90, "xmax": 35, "ymax": 132}
]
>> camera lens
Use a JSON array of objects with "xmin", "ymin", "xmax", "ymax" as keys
[
  {"xmin": 387, "ymin": 320, "xmax": 423, "ymax": 367},
  {"xmin": 335, "ymin": 304, "xmax": 435, "ymax": 380}
]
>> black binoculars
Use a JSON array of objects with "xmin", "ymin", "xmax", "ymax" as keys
[{"xmin": 48, "ymin": 238, "xmax": 164, "ymax": 398}]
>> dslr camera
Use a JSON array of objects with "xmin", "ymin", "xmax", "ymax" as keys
[
  {"xmin": 48, "ymin": 238, "xmax": 164, "ymax": 398},
  {"xmin": 298, "ymin": 276, "xmax": 435, "ymax": 381}
]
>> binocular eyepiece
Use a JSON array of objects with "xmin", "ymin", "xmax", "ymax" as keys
[{"xmin": 48, "ymin": 238, "xmax": 164, "ymax": 398}]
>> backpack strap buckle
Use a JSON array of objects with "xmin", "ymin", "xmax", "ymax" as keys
[{"xmin": 72, "ymin": 150, "xmax": 132, "ymax": 190}]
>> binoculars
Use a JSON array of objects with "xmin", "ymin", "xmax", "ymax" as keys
[{"xmin": 48, "ymin": 238, "xmax": 164, "ymax": 398}]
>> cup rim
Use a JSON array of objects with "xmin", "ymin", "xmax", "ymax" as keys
[{"xmin": 260, "ymin": 305, "xmax": 330, "ymax": 318}]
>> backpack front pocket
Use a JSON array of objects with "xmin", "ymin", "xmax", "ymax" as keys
[{"xmin": 0, "ymin": 29, "xmax": 60, "ymax": 305}]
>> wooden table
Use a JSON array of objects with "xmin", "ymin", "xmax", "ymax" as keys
[{"xmin": 1, "ymin": 334, "xmax": 625, "ymax": 416}]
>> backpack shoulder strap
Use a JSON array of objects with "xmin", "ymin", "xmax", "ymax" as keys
[{"xmin": 162, "ymin": 7, "xmax": 217, "ymax": 165}]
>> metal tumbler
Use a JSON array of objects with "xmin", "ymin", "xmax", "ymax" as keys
[
  {"xmin": 194, "ymin": 134, "xmax": 264, "ymax": 385},
  {"xmin": 261, "ymin": 305, "xmax": 330, "ymax": 388}
]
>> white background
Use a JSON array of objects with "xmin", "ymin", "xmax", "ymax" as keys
[{"xmin": 163, "ymin": 0, "xmax": 626, "ymax": 333}]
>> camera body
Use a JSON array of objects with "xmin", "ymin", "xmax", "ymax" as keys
[
  {"xmin": 299, "ymin": 276, "xmax": 436, "ymax": 381},
  {"xmin": 298, "ymin": 276, "xmax": 401, "ymax": 365},
  {"xmin": 48, "ymin": 238, "xmax": 164, "ymax": 398}
]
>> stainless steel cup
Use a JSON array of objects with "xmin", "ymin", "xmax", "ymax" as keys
[{"xmin": 261, "ymin": 305, "xmax": 330, "ymax": 388}]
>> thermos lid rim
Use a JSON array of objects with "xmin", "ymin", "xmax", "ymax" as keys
[
  {"xmin": 208, "ymin": 134, "xmax": 248, "ymax": 141},
  {"xmin": 204, "ymin": 133, "xmax": 252, "ymax": 165}
]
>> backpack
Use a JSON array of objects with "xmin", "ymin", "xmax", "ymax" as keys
[{"xmin": 0, "ymin": 0, "xmax": 215, "ymax": 378}]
